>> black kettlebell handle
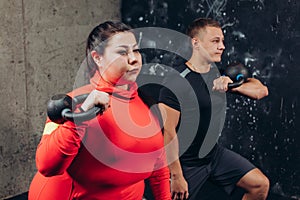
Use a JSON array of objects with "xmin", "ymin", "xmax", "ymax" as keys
[
  {"xmin": 227, "ymin": 74, "xmax": 245, "ymax": 89},
  {"xmin": 47, "ymin": 93, "xmax": 104, "ymax": 124},
  {"xmin": 224, "ymin": 62, "xmax": 249, "ymax": 89}
]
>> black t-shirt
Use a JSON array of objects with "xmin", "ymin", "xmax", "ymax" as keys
[{"xmin": 159, "ymin": 63, "xmax": 226, "ymax": 166}]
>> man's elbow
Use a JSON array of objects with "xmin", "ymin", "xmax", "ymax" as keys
[
  {"xmin": 163, "ymin": 128, "xmax": 177, "ymax": 138},
  {"xmin": 256, "ymin": 86, "xmax": 269, "ymax": 100}
]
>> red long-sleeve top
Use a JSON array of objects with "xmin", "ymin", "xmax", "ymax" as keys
[{"xmin": 29, "ymin": 72, "xmax": 171, "ymax": 200}]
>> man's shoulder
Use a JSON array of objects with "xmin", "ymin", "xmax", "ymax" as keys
[
  {"xmin": 172, "ymin": 61, "xmax": 188, "ymax": 73},
  {"xmin": 160, "ymin": 62, "xmax": 194, "ymax": 96},
  {"xmin": 163, "ymin": 63, "xmax": 188, "ymax": 83},
  {"xmin": 163, "ymin": 61, "xmax": 189, "ymax": 80}
]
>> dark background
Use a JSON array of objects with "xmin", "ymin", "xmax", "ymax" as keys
[{"xmin": 122, "ymin": 0, "xmax": 300, "ymax": 199}]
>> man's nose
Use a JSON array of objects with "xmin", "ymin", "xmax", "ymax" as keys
[{"xmin": 219, "ymin": 41, "xmax": 225, "ymax": 50}]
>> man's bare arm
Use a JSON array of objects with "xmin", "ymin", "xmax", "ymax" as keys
[
  {"xmin": 159, "ymin": 103, "xmax": 189, "ymax": 200},
  {"xmin": 230, "ymin": 78, "xmax": 269, "ymax": 100}
]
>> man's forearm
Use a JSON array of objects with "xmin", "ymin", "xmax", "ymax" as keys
[
  {"xmin": 231, "ymin": 78, "xmax": 269, "ymax": 99},
  {"xmin": 164, "ymin": 131, "xmax": 184, "ymax": 177}
]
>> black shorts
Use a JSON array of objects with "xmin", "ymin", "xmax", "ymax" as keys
[{"xmin": 182, "ymin": 145, "xmax": 255, "ymax": 199}]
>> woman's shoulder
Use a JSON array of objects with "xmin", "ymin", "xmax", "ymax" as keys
[{"xmin": 67, "ymin": 84, "xmax": 95, "ymax": 98}]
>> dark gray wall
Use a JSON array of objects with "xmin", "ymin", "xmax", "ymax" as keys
[
  {"xmin": 0, "ymin": 0, "xmax": 120, "ymax": 198},
  {"xmin": 122, "ymin": 0, "xmax": 300, "ymax": 199}
]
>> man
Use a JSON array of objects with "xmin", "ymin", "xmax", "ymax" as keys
[{"xmin": 158, "ymin": 18, "xmax": 269, "ymax": 200}]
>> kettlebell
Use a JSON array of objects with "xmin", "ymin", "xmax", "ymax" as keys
[
  {"xmin": 47, "ymin": 93, "xmax": 104, "ymax": 124},
  {"xmin": 224, "ymin": 62, "xmax": 249, "ymax": 89}
]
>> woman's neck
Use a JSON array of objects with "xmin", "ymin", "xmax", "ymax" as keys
[
  {"xmin": 116, "ymin": 84, "xmax": 129, "ymax": 90},
  {"xmin": 100, "ymin": 75, "xmax": 129, "ymax": 90}
]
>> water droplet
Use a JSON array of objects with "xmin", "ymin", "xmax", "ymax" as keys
[{"xmin": 250, "ymin": 135, "xmax": 254, "ymax": 141}]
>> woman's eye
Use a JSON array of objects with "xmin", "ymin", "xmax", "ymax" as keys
[
  {"xmin": 118, "ymin": 50, "xmax": 128, "ymax": 55},
  {"xmin": 133, "ymin": 49, "xmax": 140, "ymax": 53}
]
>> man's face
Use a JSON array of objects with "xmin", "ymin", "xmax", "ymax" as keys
[{"xmin": 196, "ymin": 26, "xmax": 225, "ymax": 63}]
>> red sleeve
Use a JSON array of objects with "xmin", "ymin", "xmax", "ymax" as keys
[
  {"xmin": 148, "ymin": 148, "xmax": 171, "ymax": 200},
  {"xmin": 36, "ymin": 120, "xmax": 87, "ymax": 177},
  {"xmin": 148, "ymin": 166, "xmax": 171, "ymax": 200}
]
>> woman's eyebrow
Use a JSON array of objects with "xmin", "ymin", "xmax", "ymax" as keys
[{"xmin": 116, "ymin": 43, "xmax": 138, "ymax": 49}]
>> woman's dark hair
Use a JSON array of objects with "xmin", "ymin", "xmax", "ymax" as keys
[{"xmin": 85, "ymin": 21, "xmax": 132, "ymax": 79}]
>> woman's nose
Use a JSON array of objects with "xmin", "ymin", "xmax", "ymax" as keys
[{"xmin": 128, "ymin": 52, "xmax": 138, "ymax": 64}]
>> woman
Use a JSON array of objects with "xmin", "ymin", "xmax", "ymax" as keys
[{"xmin": 29, "ymin": 21, "xmax": 171, "ymax": 200}]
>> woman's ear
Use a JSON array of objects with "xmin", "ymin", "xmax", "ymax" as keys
[{"xmin": 91, "ymin": 50, "xmax": 102, "ymax": 66}]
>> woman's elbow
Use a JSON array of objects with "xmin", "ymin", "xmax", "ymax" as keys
[
  {"xmin": 36, "ymin": 159, "xmax": 64, "ymax": 177},
  {"xmin": 38, "ymin": 166, "xmax": 64, "ymax": 177}
]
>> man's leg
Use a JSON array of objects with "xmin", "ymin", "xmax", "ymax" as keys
[
  {"xmin": 182, "ymin": 165, "xmax": 210, "ymax": 200},
  {"xmin": 237, "ymin": 168, "xmax": 269, "ymax": 200},
  {"xmin": 209, "ymin": 146, "xmax": 269, "ymax": 200}
]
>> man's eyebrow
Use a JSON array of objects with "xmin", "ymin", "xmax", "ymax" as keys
[{"xmin": 211, "ymin": 36, "xmax": 224, "ymax": 40}]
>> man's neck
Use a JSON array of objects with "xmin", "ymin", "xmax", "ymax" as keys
[{"xmin": 187, "ymin": 55, "xmax": 211, "ymax": 73}]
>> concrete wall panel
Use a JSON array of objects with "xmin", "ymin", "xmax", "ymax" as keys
[{"xmin": 0, "ymin": 0, "xmax": 120, "ymax": 197}]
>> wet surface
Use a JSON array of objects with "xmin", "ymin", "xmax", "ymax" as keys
[{"xmin": 122, "ymin": 0, "xmax": 300, "ymax": 199}]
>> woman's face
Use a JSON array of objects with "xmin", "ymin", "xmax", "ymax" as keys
[{"xmin": 97, "ymin": 31, "xmax": 142, "ymax": 87}]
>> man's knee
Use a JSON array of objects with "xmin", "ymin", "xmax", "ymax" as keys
[
  {"xmin": 256, "ymin": 173, "xmax": 270, "ymax": 193},
  {"xmin": 238, "ymin": 168, "xmax": 270, "ymax": 193},
  {"xmin": 238, "ymin": 169, "xmax": 270, "ymax": 200},
  {"xmin": 248, "ymin": 173, "xmax": 269, "ymax": 200}
]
